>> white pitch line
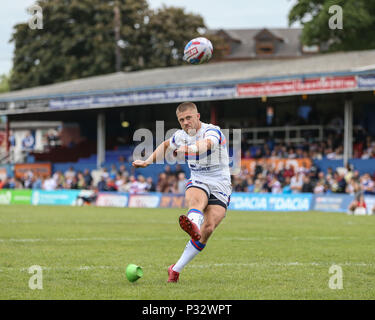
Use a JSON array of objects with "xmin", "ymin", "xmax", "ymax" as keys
[
  {"xmin": 1, "ymin": 262, "xmax": 373, "ymax": 273},
  {"xmin": 0, "ymin": 236, "xmax": 368, "ymax": 243},
  {"xmin": 0, "ymin": 237, "xmax": 183, "ymax": 242},
  {"xmin": 190, "ymin": 262, "xmax": 375, "ymax": 268}
]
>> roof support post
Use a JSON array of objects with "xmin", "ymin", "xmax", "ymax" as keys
[
  {"xmin": 5, "ymin": 116, "xmax": 10, "ymax": 153},
  {"xmin": 210, "ymin": 104, "xmax": 217, "ymax": 125},
  {"xmin": 97, "ymin": 112, "xmax": 106, "ymax": 169},
  {"xmin": 343, "ymin": 99, "xmax": 353, "ymax": 167}
]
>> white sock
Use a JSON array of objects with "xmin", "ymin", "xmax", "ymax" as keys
[
  {"xmin": 173, "ymin": 239, "xmax": 206, "ymax": 273},
  {"xmin": 187, "ymin": 209, "xmax": 204, "ymax": 230}
]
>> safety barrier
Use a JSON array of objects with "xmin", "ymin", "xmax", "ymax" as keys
[{"xmin": 1, "ymin": 189, "xmax": 374, "ymax": 215}]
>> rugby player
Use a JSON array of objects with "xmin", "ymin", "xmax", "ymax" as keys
[{"xmin": 132, "ymin": 102, "xmax": 232, "ymax": 282}]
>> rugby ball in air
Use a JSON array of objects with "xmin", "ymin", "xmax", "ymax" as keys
[{"xmin": 183, "ymin": 37, "xmax": 213, "ymax": 65}]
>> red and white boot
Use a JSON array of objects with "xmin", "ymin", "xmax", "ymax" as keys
[{"xmin": 167, "ymin": 264, "xmax": 180, "ymax": 283}]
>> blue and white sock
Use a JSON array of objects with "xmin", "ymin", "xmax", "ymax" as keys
[
  {"xmin": 187, "ymin": 208, "xmax": 204, "ymax": 230},
  {"xmin": 172, "ymin": 239, "xmax": 206, "ymax": 273}
]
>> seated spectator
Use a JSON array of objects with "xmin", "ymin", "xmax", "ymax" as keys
[
  {"xmin": 83, "ymin": 169, "xmax": 93, "ymax": 187},
  {"xmin": 156, "ymin": 173, "xmax": 169, "ymax": 193},
  {"xmin": 96, "ymin": 167, "xmax": 109, "ymax": 181},
  {"xmin": 254, "ymin": 148, "xmax": 262, "ymax": 159},
  {"xmin": 23, "ymin": 171, "xmax": 33, "ymax": 189},
  {"xmin": 114, "ymin": 174, "xmax": 125, "ymax": 190},
  {"xmin": 146, "ymin": 177, "xmax": 156, "ymax": 192},
  {"xmin": 174, "ymin": 164, "xmax": 185, "ymax": 178},
  {"xmin": 32, "ymin": 175, "xmax": 43, "ymax": 189},
  {"xmin": 109, "ymin": 164, "xmax": 118, "ymax": 179},
  {"xmin": 77, "ymin": 173, "xmax": 87, "ymax": 189},
  {"xmin": 269, "ymin": 176, "xmax": 282, "ymax": 194},
  {"xmin": 348, "ymin": 194, "xmax": 367, "ymax": 215},
  {"xmin": 326, "ymin": 147, "xmax": 336, "ymax": 159},
  {"xmin": 177, "ymin": 172, "xmax": 187, "ymax": 194},
  {"xmin": 233, "ymin": 176, "xmax": 247, "ymax": 192},
  {"xmin": 22, "ymin": 131, "xmax": 35, "ymax": 152},
  {"xmin": 313, "ymin": 181, "xmax": 325, "ymax": 194},
  {"xmin": 243, "ymin": 150, "xmax": 252, "ymax": 159},
  {"xmin": 283, "ymin": 164, "xmax": 294, "ymax": 180},
  {"xmin": 297, "ymin": 162, "xmax": 310, "ymax": 176},
  {"xmin": 53, "ymin": 171, "xmax": 65, "ymax": 188},
  {"xmin": 345, "ymin": 179, "xmax": 359, "ymax": 195},
  {"xmin": 128, "ymin": 176, "xmax": 139, "ymax": 194},
  {"xmin": 65, "ymin": 166, "xmax": 76, "ymax": 180},
  {"xmin": 118, "ymin": 164, "xmax": 129, "ymax": 179},
  {"xmin": 336, "ymin": 173, "xmax": 347, "ymax": 193},
  {"xmin": 287, "ymin": 148, "xmax": 296, "ymax": 159},
  {"xmin": 253, "ymin": 179, "xmax": 263, "ymax": 193},
  {"xmin": 97, "ymin": 176, "xmax": 107, "ymax": 192},
  {"xmin": 118, "ymin": 155, "xmax": 126, "ymax": 164},
  {"xmin": 282, "ymin": 176, "xmax": 292, "ymax": 194},
  {"xmin": 246, "ymin": 177, "xmax": 254, "ymax": 193},
  {"xmin": 295, "ymin": 148, "xmax": 304, "ymax": 159},
  {"xmin": 302, "ymin": 176, "xmax": 314, "ymax": 193},
  {"xmin": 164, "ymin": 165, "xmax": 175, "ymax": 179},
  {"xmin": 2, "ymin": 178, "xmax": 15, "ymax": 189},
  {"xmin": 136, "ymin": 175, "xmax": 149, "ymax": 193},
  {"xmin": 352, "ymin": 170, "xmax": 360, "ymax": 183},
  {"xmin": 106, "ymin": 178, "xmax": 117, "ymax": 192},
  {"xmin": 119, "ymin": 177, "xmax": 130, "ymax": 193},
  {"xmin": 70, "ymin": 176, "xmax": 79, "ymax": 189},
  {"xmin": 360, "ymin": 173, "xmax": 375, "ymax": 195},
  {"xmin": 290, "ymin": 172, "xmax": 303, "ymax": 193},
  {"xmin": 43, "ymin": 176, "xmax": 57, "ymax": 191}
]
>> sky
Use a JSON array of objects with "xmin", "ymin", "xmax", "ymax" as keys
[{"xmin": 0, "ymin": 0, "xmax": 298, "ymax": 75}]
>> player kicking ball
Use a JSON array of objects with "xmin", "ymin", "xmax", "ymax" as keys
[{"xmin": 132, "ymin": 102, "xmax": 232, "ymax": 282}]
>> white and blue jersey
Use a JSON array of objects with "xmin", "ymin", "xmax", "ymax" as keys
[{"xmin": 169, "ymin": 122, "xmax": 232, "ymax": 208}]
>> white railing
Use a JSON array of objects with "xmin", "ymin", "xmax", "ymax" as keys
[{"xmin": 241, "ymin": 125, "xmax": 324, "ymax": 144}]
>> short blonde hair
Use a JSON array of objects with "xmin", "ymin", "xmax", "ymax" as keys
[{"xmin": 176, "ymin": 102, "xmax": 198, "ymax": 115}]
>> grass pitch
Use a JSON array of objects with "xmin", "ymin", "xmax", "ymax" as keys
[{"xmin": 0, "ymin": 205, "xmax": 374, "ymax": 300}]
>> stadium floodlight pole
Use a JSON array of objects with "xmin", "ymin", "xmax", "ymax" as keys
[{"xmin": 114, "ymin": 0, "xmax": 122, "ymax": 72}]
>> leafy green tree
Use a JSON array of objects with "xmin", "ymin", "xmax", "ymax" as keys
[
  {"xmin": 10, "ymin": 0, "xmax": 150, "ymax": 90},
  {"xmin": 9, "ymin": 0, "xmax": 208, "ymax": 90},
  {"xmin": 143, "ymin": 6, "xmax": 205, "ymax": 68},
  {"xmin": 289, "ymin": 0, "xmax": 375, "ymax": 51},
  {"xmin": 0, "ymin": 73, "xmax": 10, "ymax": 93}
]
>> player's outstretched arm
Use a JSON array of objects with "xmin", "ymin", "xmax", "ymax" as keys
[
  {"xmin": 175, "ymin": 139, "xmax": 214, "ymax": 156},
  {"xmin": 132, "ymin": 140, "xmax": 170, "ymax": 168}
]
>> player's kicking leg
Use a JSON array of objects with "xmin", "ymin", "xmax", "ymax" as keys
[
  {"xmin": 168, "ymin": 187, "xmax": 208, "ymax": 282},
  {"xmin": 198, "ymin": 204, "xmax": 226, "ymax": 245},
  {"xmin": 168, "ymin": 189, "xmax": 227, "ymax": 282}
]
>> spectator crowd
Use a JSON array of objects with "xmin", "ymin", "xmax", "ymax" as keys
[
  {"xmin": 0, "ymin": 160, "xmax": 374, "ymax": 198},
  {"xmin": 0, "ymin": 164, "xmax": 189, "ymax": 195},
  {"xmin": 232, "ymin": 161, "xmax": 375, "ymax": 197},
  {"xmin": 241, "ymin": 134, "xmax": 375, "ymax": 160}
]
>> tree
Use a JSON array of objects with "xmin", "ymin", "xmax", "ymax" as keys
[
  {"xmin": 9, "ymin": 0, "xmax": 207, "ymax": 90},
  {"xmin": 142, "ymin": 6, "xmax": 205, "ymax": 68},
  {"xmin": 288, "ymin": 0, "xmax": 375, "ymax": 51},
  {"xmin": 10, "ymin": 0, "xmax": 149, "ymax": 90},
  {"xmin": 0, "ymin": 73, "xmax": 10, "ymax": 93}
]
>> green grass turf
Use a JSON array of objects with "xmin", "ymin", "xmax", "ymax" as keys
[{"xmin": 0, "ymin": 205, "xmax": 374, "ymax": 300}]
